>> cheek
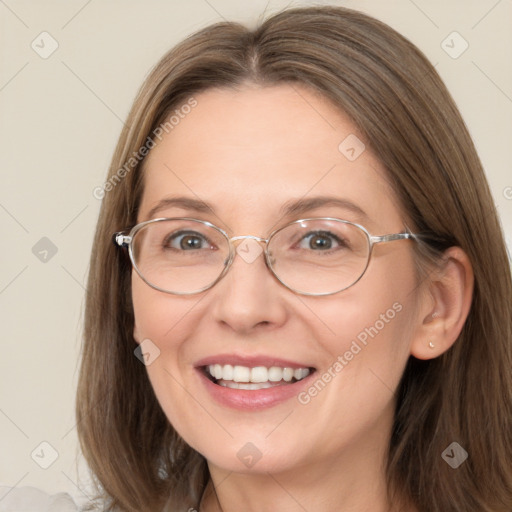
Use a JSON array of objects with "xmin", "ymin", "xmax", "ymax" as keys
[
  {"xmin": 306, "ymin": 249, "xmax": 419, "ymax": 376},
  {"xmin": 131, "ymin": 273, "xmax": 206, "ymax": 443},
  {"xmin": 132, "ymin": 272, "xmax": 199, "ymax": 344},
  {"xmin": 293, "ymin": 262, "xmax": 418, "ymax": 443},
  {"xmin": 131, "ymin": 272, "xmax": 200, "ymax": 403}
]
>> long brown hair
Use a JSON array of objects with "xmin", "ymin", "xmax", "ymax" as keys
[{"xmin": 77, "ymin": 6, "xmax": 512, "ymax": 511}]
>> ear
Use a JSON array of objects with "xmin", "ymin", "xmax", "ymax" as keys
[{"xmin": 410, "ymin": 246, "xmax": 474, "ymax": 360}]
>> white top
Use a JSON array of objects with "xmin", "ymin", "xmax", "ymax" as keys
[{"xmin": 0, "ymin": 486, "xmax": 82, "ymax": 512}]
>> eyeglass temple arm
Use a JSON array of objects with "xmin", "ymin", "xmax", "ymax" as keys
[
  {"xmin": 112, "ymin": 232, "xmax": 132, "ymax": 248},
  {"xmin": 370, "ymin": 232, "xmax": 415, "ymax": 244}
]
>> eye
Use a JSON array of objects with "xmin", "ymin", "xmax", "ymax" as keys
[
  {"xmin": 165, "ymin": 230, "xmax": 212, "ymax": 251},
  {"xmin": 298, "ymin": 231, "xmax": 345, "ymax": 251}
]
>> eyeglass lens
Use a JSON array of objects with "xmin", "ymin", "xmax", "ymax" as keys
[{"xmin": 130, "ymin": 219, "xmax": 371, "ymax": 295}]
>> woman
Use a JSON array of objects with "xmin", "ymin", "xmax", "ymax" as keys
[{"xmin": 73, "ymin": 5, "xmax": 511, "ymax": 512}]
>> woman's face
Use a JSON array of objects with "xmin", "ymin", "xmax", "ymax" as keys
[{"xmin": 132, "ymin": 84, "xmax": 423, "ymax": 475}]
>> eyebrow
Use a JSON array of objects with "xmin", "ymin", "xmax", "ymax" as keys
[
  {"xmin": 146, "ymin": 195, "xmax": 369, "ymax": 223},
  {"xmin": 279, "ymin": 196, "xmax": 369, "ymax": 221},
  {"xmin": 147, "ymin": 197, "xmax": 213, "ymax": 220}
]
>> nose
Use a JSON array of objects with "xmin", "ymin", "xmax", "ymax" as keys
[{"xmin": 209, "ymin": 238, "xmax": 288, "ymax": 334}]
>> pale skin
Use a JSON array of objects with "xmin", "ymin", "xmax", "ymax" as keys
[{"xmin": 132, "ymin": 84, "xmax": 474, "ymax": 511}]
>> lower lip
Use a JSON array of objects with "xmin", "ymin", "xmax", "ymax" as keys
[{"xmin": 197, "ymin": 368, "xmax": 315, "ymax": 410}]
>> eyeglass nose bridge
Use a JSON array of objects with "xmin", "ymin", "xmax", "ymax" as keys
[
  {"xmin": 221, "ymin": 235, "xmax": 272, "ymax": 272},
  {"xmin": 229, "ymin": 234, "xmax": 269, "ymax": 245},
  {"xmin": 225, "ymin": 235, "xmax": 270, "ymax": 265}
]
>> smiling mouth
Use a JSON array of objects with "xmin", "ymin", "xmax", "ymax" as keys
[{"xmin": 203, "ymin": 364, "xmax": 315, "ymax": 390}]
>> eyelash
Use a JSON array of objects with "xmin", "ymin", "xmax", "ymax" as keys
[
  {"xmin": 164, "ymin": 231, "xmax": 213, "ymax": 251},
  {"xmin": 295, "ymin": 231, "xmax": 345, "ymax": 250}
]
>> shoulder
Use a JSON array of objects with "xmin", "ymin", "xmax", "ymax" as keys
[{"xmin": 0, "ymin": 485, "xmax": 81, "ymax": 511}]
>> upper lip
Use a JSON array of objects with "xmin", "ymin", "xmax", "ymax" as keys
[{"xmin": 195, "ymin": 354, "xmax": 315, "ymax": 370}]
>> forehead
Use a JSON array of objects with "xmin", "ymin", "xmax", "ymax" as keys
[{"xmin": 139, "ymin": 84, "xmax": 403, "ymax": 232}]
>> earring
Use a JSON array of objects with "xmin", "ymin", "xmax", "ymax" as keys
[{"xmin": 428, "ymin": 341, "xmax": 435, "ymax": 349}]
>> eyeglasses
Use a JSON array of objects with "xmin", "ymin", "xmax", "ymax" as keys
[{"xmin": 113, "ymin": 217, "xmax": 416, "ymax": 296}]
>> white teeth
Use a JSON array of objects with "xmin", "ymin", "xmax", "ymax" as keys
[
  {"xmin": 294, "ymin": 368, "xmax": 310, "ymax": 380},
  {"xmin": 233, "ymin": 365, "xmax": 251, "ymax": 382},
  {"xmin": 282, "ymin": 368, "xmax": 294, "ymax": 382},
  {"xmin": 206, "ymin": 364, "xmax": 311, "ymax": 384},
  {"xmin": 222, "ymin": 364, "xmax": 234, "ymax": 380},
  {"xmin": 250, "ymin": 366, "xmax": 268, "ymax": 383},
  {"xmin": 268, "ymin": 366, "xmax": 283, "ymax": 382},
  {"xmin": 218, "ymin": 381, "xmax": 275, "ymax": 390}
]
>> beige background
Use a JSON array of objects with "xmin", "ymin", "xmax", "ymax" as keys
[{"xmin": 1, "ymin": 0, "xmax": 511, "ymax": 504}]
